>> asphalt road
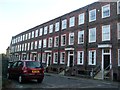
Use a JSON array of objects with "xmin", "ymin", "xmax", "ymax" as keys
[{"xmin": 2, "ymin": 73, "xmax": 120, "ymax": 89}]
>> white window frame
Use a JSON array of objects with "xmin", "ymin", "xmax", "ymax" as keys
[
  {"xmin": 23, "ymin": 35, "xmax": 25, "ymax": 41},
  {"xmin": 43, "ymin": 39, "xmax": 47, "ymax": 48},
  {"xmin": 54, "ymin": 36, "xmax": 59, "ymax": 47},
  {"xmin": 118, "ymin": 49, "xmax": 120, "ymax": 66},
  {"xmin": 44, "ymin": 26, "xmax": 48, "ymax": 35},
  {"xmin": 55, "ymin": 22, "xmax": 59, "ymax": 32},
  {"xmin": 77, "ymin": 51, "xmax": 84, "ymax": 65},
  {"xmin": 69, "ymin": 32, "xmax": 74, "ymax": 45},
  {"xmin": 35, "ymin": 41, "xmax": 38, "ymax": 49},
  {"xmin": 25, "ymin": 34, "xmax": 28, "ymax": 40},
  {"xmin": 32, "ymin": 31, "xmax": 34, "ymax": 38},
  {"xmin": 42, "ymin": 53, "xmax": 46, "ymax": 63},
  {"xmin": 39, "ymin": 28, "xmax": 43, "ymax": 36},
  {"xmin": 19, "ymin": 45, "xmax": 21, "ymax": 51},
  {"xmin": 38, "ymin": 40, "xmax": 42, "ymax": 48},
  {"xmin": 24, "ymin": 43, "xmax": 27, "ymax": 51},
  {"xmin": 49, "ymin": 24, "xmax": 53, "ymax": 33},
  {"xmin": 22, "ymin": 44, "xmax": 24, "ymax": 51},
  {"xmin": 48, "ymin": 37, "xmax": 53, "ymax": 48},
  {"xmin": 53, "ymin": 52, "xmax": 58, "ymax": 64},
  {"xmin": 69, "ymin": 16, "xmax": 75, "ymax": 27},
  {"xmin": 27, "ymin": 43, "xmax": 30, "ymax": 50},
  {"xmin": 89, "ymin": 28, "xmax": 96, "ymax": 43},
  {"xmin": 102, "ymin": 4, "xmax": 110, "ymax": 18},
  {"xmin": 117, "ymin": 23, "xmax": 120, "ymax": 39},
  {"xmin": 78, "ymin": 13, "xmax": 85, "ymax": 25},
  {"xmin": 62, "ymin": 19, "xmax": 67, "ymax": 30},
  {"xmin": 102, "ymin": 25, "xmax": 110, "ymax": 41},
  {"xmin": 35, "ymin": 30, "xmax": 38, "ymax": 37},
  {"xmin": 117, "ymin": 0, "xmax": 120, "ymax": 14},
  {"xmin": 78, "ymin": 30, "xmax": 84, "ymax": 44},
  {"xmin": 61, "ymin": 34, "xmax": 66, "ymax": 46},
  {"xmin": 89, "ymin": 9, "xmax": 96, "ymax": 22},
  {"xmin": 28, "ymin": 33, "xmax": 31, "ymax": 39},
  {"xmin": 88, "ymin": 50, "xmax": 96, "ymax": 65},
  {"xmin": 31, "ymin": 42, "xmax": 34, "ymax": 50},
  {"xmin": 60, "ymin": 52, "xmax": 65, "ymax": 64}
]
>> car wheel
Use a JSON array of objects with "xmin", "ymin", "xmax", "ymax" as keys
[
  {"xmin": 7, "ymin": 73, "xmax": 11, "ymax": 79},
  {"xmin": 18, "ymin": 75, "xmax": 24, "ymax": 83},
  {"xmin": 37, "ymin": 79, "xmax": 43, "ymax": 83}
]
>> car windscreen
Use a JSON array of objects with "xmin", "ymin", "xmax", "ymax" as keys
[{"xmin": 26, "ymin": 61, "xmax": 42, "ymax": 68}]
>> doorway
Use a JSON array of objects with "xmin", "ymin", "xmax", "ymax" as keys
[
  {"xmin": 67, "ymin": 51, "xmax": 74, "ymax": 67},
  {"xmin": 47, "ymin": 53, "xmax": 52, "ymax": 67},
  {"xmin": 104, "ymin": 55, "xmax": 110, "ymax": 70}
]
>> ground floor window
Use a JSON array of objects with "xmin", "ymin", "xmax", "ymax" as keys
[
  {"xmin": 42, "ymin": 53, "xmax": 46, "ymax": 63},
  {"xmin": 77, "ymin": 51, "xmax": 84, "ymax": 65},
  {"xmin": 88, "ymin": 50, "xmax": 96, "ymax": 65},
  {"xmin": 53, "ymin": 52, "xmax": 58, "ymax": 64},
  {"xmin": 118, "ymin": 49, "xmax": 120, "ymax": 66},
  {"xmin": 60, "ymin": 52, "xmax": 65, "ymax": 64}
]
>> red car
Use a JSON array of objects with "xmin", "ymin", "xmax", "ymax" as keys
[{"xmin": 7, "ymin": 60, "xmax": 44, "ymax": 83}]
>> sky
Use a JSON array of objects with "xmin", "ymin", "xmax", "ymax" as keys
[{"xmin": 0, "ymin": 0, "xmax": 98, "ymax": 54}]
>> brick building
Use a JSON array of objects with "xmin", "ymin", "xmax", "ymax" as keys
[{"xmin": 9, "ymin": 1, "xmax": 120, "ymax": 81}]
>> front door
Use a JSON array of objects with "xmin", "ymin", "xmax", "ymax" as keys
[
  {"xmin": 47, "ymin": 53, "xmax": 51, "ymax": 67},
  {"xmin": 67, "ymin": 51, "xmax": 74, "ymax": 67},
  {"xmin": 104, "ymin": 55, "xmax": 110, "ymax": 70}
]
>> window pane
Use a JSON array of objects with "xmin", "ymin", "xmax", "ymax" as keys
[
  {"xmin": 78, "ymin": 13, "xmax": 84, "ymax": 25},
  {"xmin": 89, "ymin": 9, "xmax": 96, "ymax": 22},
  {"xmin": 102, "ymin": 4, "xmax": 110, "ymax": 18}
]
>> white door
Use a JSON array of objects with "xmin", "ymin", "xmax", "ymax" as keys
[{"xmin": 67, "ymin": 51, "xmax": 74, "ymax": 67}]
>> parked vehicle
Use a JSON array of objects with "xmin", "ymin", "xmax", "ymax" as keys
[{"xmin": 7, "ymin": 60, "xmax": 44, "ymax": 83}]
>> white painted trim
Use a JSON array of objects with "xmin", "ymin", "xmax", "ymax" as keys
[
  {"xmin": 65, "ymin": 48, "xmax": 74, "ymax": 51},
  {"xmin": 67, "ymin": 51, "xmax": 74, "ymax": 67},
  {"xmin": 98, "ymin": 44, "xmax": 112, "ymax": 48},
  {"xmin": 44, "ymin": 50, "xmax": 52, "ymax": 53}
]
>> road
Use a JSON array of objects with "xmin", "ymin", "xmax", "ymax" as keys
[{"xmin": 2, "ymin": 73, "xmax": 120, "ymax": 89}]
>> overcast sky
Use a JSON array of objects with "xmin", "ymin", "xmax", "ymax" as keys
[{"xmin": 0, "ymin": 0, "xmax": 98, "ymax": 54}]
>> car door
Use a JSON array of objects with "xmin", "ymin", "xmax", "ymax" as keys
[{"xmin": 10, "ymin": 61, "xmax": 18, "ymax": 77}]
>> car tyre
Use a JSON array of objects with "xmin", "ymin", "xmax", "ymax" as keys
[
  {"xmin": 18, "ymin": 75, "xmax": 24, "ymax": 83},
  {"xmin": 7, "ymin": 73, "xmax": 11, "ymax": 79},
  {"xmin": 37, "ymin": 79, "xmax": 43, "ymax": 83}
]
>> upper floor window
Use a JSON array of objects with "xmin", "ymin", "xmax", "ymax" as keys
[
  {"xmin": 32, "ymin": 31, "xmax": 34, "ymax": 38},
  {"xmin": 102, "ymin": 4, "xmax": 110, "ymax": 18},
  {"xmin": 77, "ymin": 51, "xmax": 84, "ymax": 65},
  {"xmin": 102, "ymin": 25, "xmax": 110, "ymax": 41},
  {"xmin": 118, "ymin": 49, "xmax": 120, "ymax": 66},
  {"xmin": 69, "ymin": 16, "xmax": 75, "ymax": 27},
  {"xmin": 62, "ymin": 19, "xmax": 67, "ymax": 30},
  {"xmin": 19, "ymin": 45, "xmax": 21, "ymax": 51},
  {"xmin": 27, "ymin": 43, "xmax": 30, "ymax": 50},
  {"xmin": 34, "ymin": 41, "xmax": 38, "ymax": 49},
  {"xmin": 24, "ymin": 43, "xmax": 27, "ymax": 51},
  {"xmin": 54, "ymin": 36, "xmax": 59, "ymax": 47},
  {"xmin": 39, "ymin": 28, "xmax": 43, "ymax": 36},
  {"xmin": 117, "ymin": 0, "xmax": 120, "ymax": 14},
  {"xmin": 25, "ymin": 34, "xmax": 28, "ymax": 40},
  {"xmin": 78, "ymin": 13, "xmax": 84, "ymax": 25},
  {"xmin": 117, "ymin": 23, "xmax": 120, "ymax": 39},
  {"xmin": 44, "ymin": 26, "xmax": 48, "ymax": 35},
  {"xmin": 48, "ymin": 37, "xmax": 53, "ymax": 48},
  {"xmin": 78, "ymin": 30, "xmax": 84, "ymax": 44},
  {"xmin": 69, "ymin": 32, "xmax": 74, "ymax": 45},
  {"xmin": 53, "ymin": 52, "xmax": 58, "ymax": 64},
  {"xmin": 35, "ymin": 30, "xmax": 38, "ymax": 37},
  {"xmin": 89, "ymin": 28, "xmax": 96, "ymax": 43},
  {"xmin": 23, "ymin": 35, "xmax": 25, "ymax": 41},
  {"xmin": 49, "ymin": 24, "xmax": 53, "ymax": 33},
  {"xmin": 55, "ymin": 22, "xmax": 59, "ymax": 32},
  {"xmin": 60, "ymin": 52, "xmax": 65, "ymax": 64},
  {"xmin": 43, "ymin": 39, "xmax": 47, "ymax": 48},
  {"xmin": 88, "ymin": 50, "xmax": 96, "ymax": 65},
  {"xmin": 31, "ymin": 42, "xmax": 34, "ymax": 50},
  {"xmin": 89, "ymin": 9, "xmax": 96, "ymax": 22},
  {"xmin": 28, "ymin": 33, "xmax": 31, "ymax": 39},
  {"xmin": 61, "ymin": 34, "xmax": 66, "ymax": 46},
  {"xmin": 22, "ymin": 44, "xmax": 24, "ymax": 51},
  {"xmin": 38, "ymin": 40, "xmax": 42, "ymax": 48},
  {"xmin": 20, "ymin": 36, "xmax": 22, "ymax": 41}
]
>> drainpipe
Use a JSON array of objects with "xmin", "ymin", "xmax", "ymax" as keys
[{"xmin": 85, "ymin": 6, "xmax": 89, "ymax": 71}]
